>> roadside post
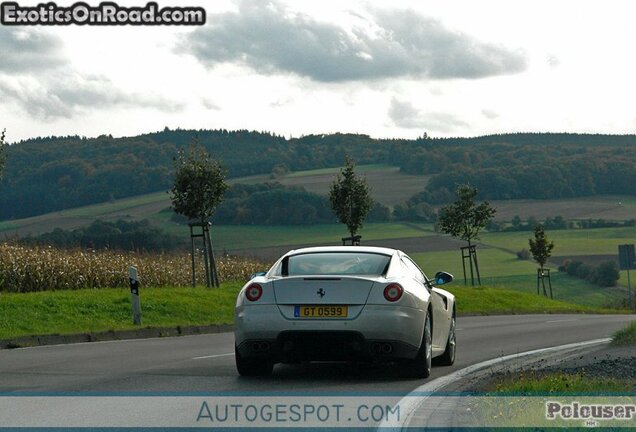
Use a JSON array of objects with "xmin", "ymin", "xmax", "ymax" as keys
[
  {"xmin": 129, "ymin": 266, "xmax": 142, "ymax": 325},
  {"xmin": 618, "ymin": 244, "xmax": 634, "ymax": 310}
]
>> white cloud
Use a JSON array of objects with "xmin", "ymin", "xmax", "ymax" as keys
[
  {"xmin": 2, "ymin": 0, "xmax": 636, "ymax": 141},
  {"xmin": 481, "ymin": 109, "xmax": 499, "ymax": 120},
  {"xmin": 0, "ymin": 27, "xmax": 64, "ymax": 73},
  {"xmin": 389, "ymin": 98, "xmax": 468, "ymax": 133},
  {"xmin": 182, "ymin": 0, "xmax": 526, "ymax": 82}
]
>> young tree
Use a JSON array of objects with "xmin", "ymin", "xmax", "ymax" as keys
[
  {"xmin": 438, "ymin": 184, "xmax": 496, "ymax": 285},
  {"xmin": 529, "ymin": 224, "xmax": 555, "ymax": 297},
  {"xmin": 171, "ymin": 145, "xmax": 228, "ymax": 223},
  {"xmin": 438, "ymin": 184, "xmax": 496, "ymax": 248},
  {"xmin": 170, "ymin": 144, "xmax": 228, "ymax": 287},
  {"xmin": 329, "ymin": 156, "xmax": 373, "ymax": 242},
  {"xmin": 529, "ymin": 224, "xmax": 554, "ymax": 271}
]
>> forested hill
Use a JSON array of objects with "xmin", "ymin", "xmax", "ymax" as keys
[{"xmin": 3, "ymin": 129, "xmax": 636, "ymax": 220}]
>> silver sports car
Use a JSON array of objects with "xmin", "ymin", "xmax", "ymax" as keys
[{"xmin": 234, "ymin": 246, "xmax": 456, "ymax": 377}]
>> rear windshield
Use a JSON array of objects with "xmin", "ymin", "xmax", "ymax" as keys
[{"xmin": 285, "ymin": 252, "xmax": 391, "ymax": 276}]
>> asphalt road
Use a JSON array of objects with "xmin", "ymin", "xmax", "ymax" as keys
[{"xmin": 0, "ymin": 314, "xmax": 633, "ymax": 394}]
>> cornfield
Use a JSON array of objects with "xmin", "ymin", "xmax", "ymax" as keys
[{"xmin": 0, "ymin": 243, "xmax": 268, "ymax": 293}]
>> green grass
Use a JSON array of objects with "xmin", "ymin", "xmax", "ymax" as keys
[
  {"xmin": 0, "ymin": 283, "xmax": 242, "ymax": 340},
  {"xmin": 480, "ymin": 227, "xmax": 636, "ymax": 256},
  {"xmin": 0, "ymin": 281, "xmax": 618, "ymax": 340},
  {"xmin": 412, "ymin": 249, "xmax": 629, "ymax": 309},
  {"xmin": 482, "ymin": 274, "xmax": 628, "ymax": 309},
  {"xmin": 486, "ymin": 371, "xmax": 630, "ymax": 393},
  {"xmin": 491, "ymin": 195, "xmax": 636, "ymax": 222},
  {"xmin": 61, "ymin": 191, "xmax": 169, "ymax": 218},
  {"xmin": 412, "ymin": 249, "xmax": 539, "ymax": 279},
  {"xmin": 611, "ymin": 321, "xmax": 636, "ymax": 345},
  {"xmin": 446, "ymin": 285, "xmax": 615, "ymax": 315},
  {"xmin": 0, "ymin": 221, "xmax": 20, "ymax": 233}
]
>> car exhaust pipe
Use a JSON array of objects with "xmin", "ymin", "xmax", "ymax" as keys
[
  {"xmin": 381, "ymin": 343, "xmax": 393, "ymax": 354},
  {"xmin": 251, "ymin": 341, "xmax": 271, "ymax": 353}
]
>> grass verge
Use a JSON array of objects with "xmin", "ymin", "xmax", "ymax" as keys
[
  {"xmin": 484, "ymin": 371, "xmax": 631, "ymax": 393},
  {"xmin": 484, "ymin": 320, "xmax": 636, "ymax": 395},
  {"xmin": 611, "ymin": 320, "xmax": 636, "ymax": 345},
  {"xmin": 0, "ymin": 282, "xmax": 622, "ymax": 341},
  {"xmin": 447, "ymin": 285, "xmax": 620, "ymax": 315},
  {"xmin": 0, "ymin": 282, "xmax": 242, "ymax": 340}
]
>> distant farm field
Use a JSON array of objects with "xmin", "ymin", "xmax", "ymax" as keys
[
  {"xmin": 230, "ymin": 164, "xmax": 429, "ymax": 207},
  {"xmin": 2, "ymin": 158, "xmax": 636, "ymax": 242},
  {"xmin": 0, "ymin": 165, "xmax": 427, "ymax": 238},
  {"xmin": 206, "ymin": 222, "xmax": 435, "ymax": 251},
  {"xmin": 0, "ymin": 191, "xmax": 170, "ymax": 238},
  {"xmin": 490, "ymin": 195, "xmax": 636, "ymax": 222},
  {"xmin": 480, "ymin": 226, "xmax": 636, "ymax": 256},
  {"xmin": 0, "ymin": 162, "xmax": 635, "ymax": 312}
]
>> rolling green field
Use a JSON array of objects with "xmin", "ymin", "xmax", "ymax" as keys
[
  {"xmin": 481, "ymin": 227, "xmax": 636, "ymax": 256},
  {"xmin": 231, "ymin": 164, "xmax": 429, "ymax": 207},
  {"xmin": 0, "ymin": 164, "xmax": 427, "ymax": 238},
  {"xmin": 0, "ymin": 161, "xmax": 635, "ymax": 313},
  {"xmin": 490, "ymin": 195, "xmax": 636, "ymax": 222},
  {"xmin": 411, "ymin": 248, "xmax": 630, "ymax": 309},
  {"xmin": 199, "ymin": 223, "xmax": 433, "ymax": 250},
  {"xmin": 4, "ymin": 160, "xmax": 636, "ymax": 242}
]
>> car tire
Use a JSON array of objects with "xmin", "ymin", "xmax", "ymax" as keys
[
  {"xmin": 235, "ymin": 346, "xmax": 273, "ymax": 376},
  {"xmin": 402, "ymin": 311, "xmax": 432, "ymax": 379},
  {"xmin": 435, "ymin": 309, "xmax": 456, "ymax": 366}
]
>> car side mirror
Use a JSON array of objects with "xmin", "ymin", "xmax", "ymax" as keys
[
  {"xmin": 248, "ymin": 271, "xmax": 267, "ymax": 281},
  {"xmin": 434, "ymin": 271, "xmax": 453, "ymax": 285}
]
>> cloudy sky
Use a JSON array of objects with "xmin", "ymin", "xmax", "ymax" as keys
[{"xmin": 2, "ymin": 0, "xmax": 636, "ymax": 142}]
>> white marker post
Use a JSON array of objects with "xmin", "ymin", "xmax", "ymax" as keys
[{"xmin": 129, "ymin": 266, "xmax": 141, "ymax": 325}]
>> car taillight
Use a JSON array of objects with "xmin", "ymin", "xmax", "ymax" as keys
[
  {"xmin": 245, "ymin": 283, "xmax": 263, "ymax": 302},
  {"xmin": 383, "ymin": 283, "xmax": 403, "ymax": 302}
]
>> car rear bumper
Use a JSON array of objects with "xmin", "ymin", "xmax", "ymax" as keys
[
  {"xmin": 234, "ymin": 304, "xmax": 424, "ymax": 362},
  {"xmin": 236, "ymin": 331, "xmax": 419, "ymax": 362}
]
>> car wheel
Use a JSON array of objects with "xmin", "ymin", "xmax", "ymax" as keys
[
  {"xmin": 436, "ymin": 309, "xmax": 456, "ymax": 366},
  {"xmin": 235, "ymin": 346, "xmax": 273, "ymax": 376},
  {"xmin": 402, "ymin": 312, "xmax": 432, "ymax": 379}
]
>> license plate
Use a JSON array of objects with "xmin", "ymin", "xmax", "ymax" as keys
[{"xmin": 294, "ymin": 305, "xmax": 348, "ymax": 318}]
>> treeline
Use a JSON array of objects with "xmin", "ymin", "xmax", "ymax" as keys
[
  {"xmin": 489, "ymin": 215, "xmax": 636, "ymax": 232},
  {"xmin": 391, "ymin": 135, "xmax": 636, "ymax": 203},
  {"xmin": 558, "ymin": 260, "xmax": 620, "ymax": 287},
  {"xmin": 5, "ymin": 130, "xmax": 636, "ymax": 220},
  {"xmin": 21, "ymin": 219, "xmax": 178, "ymax": 251}
]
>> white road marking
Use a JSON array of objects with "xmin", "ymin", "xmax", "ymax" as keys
[
  {"xmin": 381, "ymin": 337, "xmax": 611, "ymax": 429},
  {"xmin": 192, "ymin": 353, "xmax": 234, "ymax": 360},
  {"xmin": 545, "ymin": 318, "xmax": 579, "ymax": 323}
]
